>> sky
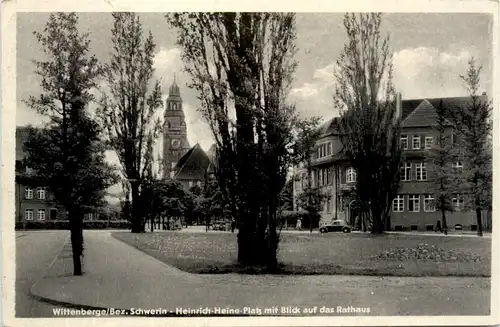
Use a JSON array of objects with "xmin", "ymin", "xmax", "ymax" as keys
[{"xmin": 16, "ymin": 12, "xmax": 493, "ymax": 197}]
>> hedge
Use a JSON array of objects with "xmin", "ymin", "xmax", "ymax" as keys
[{"xmin": 15, "ymin": 220, "xmax": 131, "ymax": 230}]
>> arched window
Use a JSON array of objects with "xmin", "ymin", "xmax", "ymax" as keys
[
  {"xmin": 172, "ymin": 103, "xmax": 177, "ymax": 110},
  {"xmin": 346, "ymin": 167, "xmax": 356, "ymax": 183}
]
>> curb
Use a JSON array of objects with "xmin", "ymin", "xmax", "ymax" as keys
[
  {"xmin": 110, "ymin": 232, "xmax": 204, "ymax": 281},
  {"xmin": 28, "ymin": 233, "xmax": 117, "ymax": 312},
  {"xmin": 27, "ymin": 233, "xmax": 101, "ymax": 311}
]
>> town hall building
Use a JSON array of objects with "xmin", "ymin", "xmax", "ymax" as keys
[{"xmin": 292, "ymin": 93, "xmax": 492, "ymax": 232}]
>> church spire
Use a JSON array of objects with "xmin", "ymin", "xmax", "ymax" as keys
[{"xmin": 169, "ymin": 74, "xmax": 180, "ymax": 97}]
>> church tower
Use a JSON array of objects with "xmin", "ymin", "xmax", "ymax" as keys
[{"xmin": 163, "ymin": 76, "xmax": 190, "ymax": 179}]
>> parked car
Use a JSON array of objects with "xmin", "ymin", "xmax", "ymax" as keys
[
  {"xmin": 212, "ymin": 221, "xmax": 228, "ymax": 231},
  {"xmin": 319, "ymin": 219, "xmax": 352, "ymax": 233}
]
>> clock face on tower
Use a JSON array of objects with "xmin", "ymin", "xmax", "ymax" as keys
[{"xmin": 171, "ymin": 139, "xmax": 181, "ymax": 149}]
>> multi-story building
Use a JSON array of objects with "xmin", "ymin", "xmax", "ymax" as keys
[
  {"xmin": 16, "ymin": 126, "xmax": 111, "ymax": 226},
  {"xmin": 293, "ymin": 94, "xmax": 492, "ymax": 231},
  {"xmin": 15, "ymin": 127, "xmax": 66, "ymax": 226}
]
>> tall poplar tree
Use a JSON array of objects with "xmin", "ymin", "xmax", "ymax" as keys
[
  {"xmin": 452, "ymin": 58, "xmax": 492, "ymax": 237},
  {"xmin": 425, "ymin": 101, "xmax": 459, "ymax": 235},
  {"xmin": 99, "ymin": 13, "xmax": 163, "ymax": 233},
  {"xmin": 168, "ymin": 13, "xmax": 297, "ymax": 270},
  {"xmin": 334, "ymin": 13, "xmax": 401, "ymax": 233}
]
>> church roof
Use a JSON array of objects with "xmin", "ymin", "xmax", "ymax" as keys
[{"xmin": 173, "ymin": 143, "xmax": 211, "ymax": 180}]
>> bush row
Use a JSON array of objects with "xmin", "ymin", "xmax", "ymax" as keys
[{"xmin": 15, "ymin": 220, "xmax": 131, "ymax": 230}]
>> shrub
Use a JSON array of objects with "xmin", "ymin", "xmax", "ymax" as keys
[
  {"xmin": 15, "ymin": 220, "xmax": 131, "ymax": 230},
  {"xmin": 279, "ymin": 210, "xmax": 311, "ymax": 228}
]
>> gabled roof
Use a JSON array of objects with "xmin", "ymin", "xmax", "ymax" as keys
[
  {"xmin": 401, "ymin": 95, "xmax": 486, "ymax": 128},
  {"xmin": 401, "ymin": 99, "xmax": 454, "ymax": 128},
  {"xmin": 173, "ymin": 143, "xmax": 211, "ymax": 180},
  {"xmin": 319, "ymin": 117, "xmax": 342, "ymax": 137},
  {"xmin": 319, "ymin": 95, "xmax": 486, "ymax": 135}
]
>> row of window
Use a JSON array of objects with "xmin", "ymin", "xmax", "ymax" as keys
[
  {"xmin": 188, "ymin": 180, "xmax": 203, "ymax": 188},
  {"xmin": 317, "ymin": 142, "xmax": 333, "ymax": 159},
  {"xmin": 301, "ymin": 160, "xmax": 463, "ymax": 190},
  {"xmin": 24, "ymin": 208, "xmax": 46, "ymax": 220},
  {"xmin": 401, "ymin": 162, "xmax": 427, "ymax": 181},
  {"xmin": 167, "ymin": 102, "xmax": 181, "ymax": 111},
  {"xmin": 400, "ymin": 134, "xmax": 434, "ymax": 150},
  {"xmin": 24, "ymin": 187, "xmax": 46, "ymax": 200},
  {"xmin": 316, "ymin": 167, "xmax": 333, "ymax": 186},
  {"xmin": 314, "ymin": 132, "xmax": 451, "ymax": 159},
  {"xmin": 298, "ymin": 167, "xmax": 357, "ymax": 189},
  {"xmin": 392, "ymin": 194, "xmax": 464, "ymax": 213},
  {"xmin": 400, "ymin": 161, "xmax": 463, "ymax": 182}
]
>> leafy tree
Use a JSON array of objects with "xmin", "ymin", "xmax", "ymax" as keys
[
  {"xmin": 451, "ymin": 58, "xmax": 492, "ymax": 237},
  {"xmin": 22, "ymin": 13, "xmax": 117, "ymax": 275},
  {"xmin": 145, "ymin": 179, "xmax": 187, "ymax": 230},
  {"xmin": 296, "ymin": 185, "xmax": 330, "ymax": 232},
  {"xmin": 182, "ymin": 184, "xmax": 204, "ymax": 226},
  {"xmin": 334, "ymin": 13, "xmax": 401, "ymax": 233},
  {"xmin": 425, "ymin": 101, "xmax": 459, "ymax": 235},
  {"xmin": 168, "ymin": 13, "xmax": 297, "ymax": 270},
  {"xmin": 278, "ymin": 179, "xmax": 294, "ymax": 212},
  {"xmin": 98, "ymin": 13, "xmax": 163, "ymax": 233},
  {"xmin": 291, "ymin": 117, "xmax": 329, "ymax": 232}
]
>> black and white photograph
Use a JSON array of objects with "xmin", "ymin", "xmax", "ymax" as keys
[{"xmin": 2, "ymin": 1, "xmax": 499, "ymax": 326}]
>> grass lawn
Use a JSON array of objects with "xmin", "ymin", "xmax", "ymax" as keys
[{"xmin": 112, "ymin": 231, "xmax": 491, "ymax": 277}]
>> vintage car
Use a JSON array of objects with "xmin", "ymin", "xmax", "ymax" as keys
[
  {"xmin": 319, "ymin": 219, "xmax": 352, "ymax": 233},
  {"xmin": 212, "ymin": 221, "xmax": 229, "ymax": 231}
]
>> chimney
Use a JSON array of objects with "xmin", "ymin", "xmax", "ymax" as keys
[{"xmin": 393, "ymin": 92, "xmax": 402, "ymax": 124}]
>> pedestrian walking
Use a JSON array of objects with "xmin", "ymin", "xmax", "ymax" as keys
[
  {"xmin": 296, "ymin": 218, "xmax": 302, "ymax": 231},
  {"xmin": 436, "ymin": 220, "xmax": 442, "ymax": 233},
  {"xmin": 354, "ymin": 215, "xmax": 360, "ymax": 231},
  {"xmin": 231, "ymin": 218, "xmax": 236, "ymax": 233}
]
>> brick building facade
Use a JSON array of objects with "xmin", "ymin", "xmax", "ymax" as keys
[
  {"xmin": 15, "ymin": 127, "xmax": 67, "ymax": 225},
  {"xmin": 292, "ymin": 94, "xmax": 492, "ymax": 231}
]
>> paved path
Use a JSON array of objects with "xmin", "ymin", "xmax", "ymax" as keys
[
  {"xmin": 15, "ymin": 231, "xmax": 69, "ymax": 317},
  {"xmin": 30, "ymin": 230, "xmax": 491, "ymax": 317}
]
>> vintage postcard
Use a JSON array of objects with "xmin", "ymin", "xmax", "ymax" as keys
[{"xmin": 2, "ymin": 0, "xmax": 499, "ymax": 326}]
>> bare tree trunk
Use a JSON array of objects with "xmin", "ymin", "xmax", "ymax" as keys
[
  {"xmin": 130, "ymin": 182, "xmax": 143, "ymax": 233},
  {"xmin": 69, "ymin": 210, "xmax": 84, "ymax": 276},
  {"xmin": 476, "ymin": 207, "xmax": 483, "ymax": 237},
  {"xmin": 441, "ymin": 208, "xmax": 448, "ymax": 235},
  {"xmin": 266, "ymin": 195, "xmax": 279, "ymax": 272},
  {"xmin": 237, "ymin": 215, "xmax": 259, "ymax": 266}
]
